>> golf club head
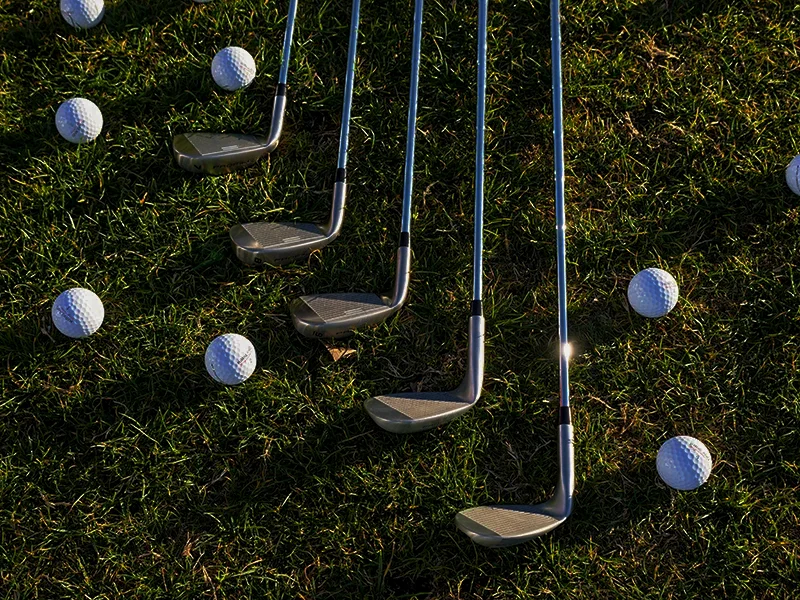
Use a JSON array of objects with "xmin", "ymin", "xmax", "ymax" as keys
[
  {"xmin": 455, "ymin": 502, "xmax": 567, "ymax": 547},
  {"xmin": 291, "ymin": 292, "xmax": 397, "ymax": 339},
  {"xmin": 173, "ymin": 132, "xmax": 271, "ymax": 175},
  {"xmin": 364, "ymin": 315, "xmax": 484, "ymax": 433},
  {"xmin": 230, "ymin": 180, "xmax": 347, "ymax": 266},
  {"xmin": 230, "ymin": 222, "xmax": 328, "ymax": 266},
  {"xmin": 290, "ymin": 245, "xmax": 411, "ymax": 338},
  {"xmin": 455, "ymin": 424, "xmax": 574, "ymax": 546},
  {"xmin": 173, "ymin": 87, "xmax": 287, "ymax": 175}
]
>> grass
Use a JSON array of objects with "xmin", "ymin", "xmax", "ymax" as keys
[{"xmin": 1, "ymin": 0, "xmax": 799, "ymax": 597}]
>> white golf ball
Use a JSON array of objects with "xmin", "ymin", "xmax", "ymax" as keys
[
  {"xmin": 656, "ymin": 436, "xmax": 713, "ymax": 490},
  {"xmin": 205, "ymin": 333, "xmax": 257, "ymax": 385},
  {"xmin": 785, "ymin": 155, "xmax": 800, "ymax": 196},
  {"xmin": 52, "ymin": 288, "xmax": 105, "ymax": 339},
  {"xmin": 60, "ymin": 0, "xmax": 105, "ymax": 29},
  {"xmin": 627, "ymin": 267, "xmax": 679, "ymax": 318},
  {"xmin": 55, "ymin": 98, "xmax": 103, "ymax": 144},
  {"xmin": 211, "ymin": 47, "xmax": 257, "ymax": 91}
]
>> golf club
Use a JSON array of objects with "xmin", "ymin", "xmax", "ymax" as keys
[
  {"xmin": 363, "ymin": 0, "xmax": 487, "ymax": 433},
  {"xmin": 289, "ymin": 0, "xmax": 423, "ymax": 337},
  {"xmin": 454, "ymin": 0, "xmax": 573, "ymax": 546},
  {"xmin": 230, "ymin": 0, "xmax": 360, "ymax": 267},
  {"xmin": 172, "ymin": 0, "xmax": 298, "ymax": 175}
]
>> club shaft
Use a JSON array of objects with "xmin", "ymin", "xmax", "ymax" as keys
[
  {"xmin": 337, "ymin": 0, "xmax": 361, "ymax": 171},
  {"xmin": 400, "ymin": 0, "xmax": 424, "ymax": 235},
  {"xmin": 551, "ymin": 0, "xmax": 569, "ymax": 409},
  {"xmin": 473, "ymin": 0, "xmax": 487, "ymax": 303},
  {"xmin": 277, "ymin": 0, "xmax": 299, "ymax": 85}
]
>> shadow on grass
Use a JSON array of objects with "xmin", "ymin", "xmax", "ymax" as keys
[
  {"xmin": 579, "ymin": 0, "xmax": 736, "ymax": 32},
  {"xmin": 0, "ymin": 0, "xmax": 198, "ymax": 49},
  {"xmin": 0, "ymin": 67, "xmax": 211, "ymax": 208}
]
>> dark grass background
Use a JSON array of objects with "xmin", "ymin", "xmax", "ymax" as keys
[{"xmin": 1, "ymin": 0, "xmax": 799, "ymax": 597}]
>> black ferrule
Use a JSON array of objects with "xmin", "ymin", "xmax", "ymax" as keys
[
  {"xmin": 559, "ymin": 406, "xmax": 571, "ymax": 425},
  {"xmin": 336, "ymin": 168, "xmax": 347, "ymax": 183},
  {"xmin": 276, "ymin": 83, "xmax": 287, "ymax": 96},
  {"xmin": 399, "ymin": 232, "xmax": 410, "ymax": 247},
  {"xmin": 471, "ymin": 300, "xmax": 482, "ymax": 316}
]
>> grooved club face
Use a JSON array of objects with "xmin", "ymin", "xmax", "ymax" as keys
[
  {"xmin": 455, "ymin": 503, "xmax": 566, "ymax": 547},
  {"xmin": 364, "ymin": 390, "xmax": 476, "ymax": 433},
  {"xmin": 230, "ymin": 222, "xmax": 329, "ymax": 266},
  {"xmin": 364, "ymin": 315, "xmax": 484, "ymax": 432},
  {"xmin": 231, "ymin": 182, "xmax": 347, "ymax": 266},
  {"xmin": 291, "ymin": 292, "xmax": 397, "ymax": 339},
  {"xmin": 173, "ymin": 133, "xmax": 270, "ymax": 175},
  {"xmin": 289, "ymin": 243, "xmax": 410, "ymax": 338},
  {"xmin": 455, "ymin": 424, "xmax": 574, "ymax": 546}
]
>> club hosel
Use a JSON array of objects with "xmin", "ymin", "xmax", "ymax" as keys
[
  {"xmin": 263, "ymin": 90, "xmax": 287, "ymax": 153},
  {"xmin": 553, "ymin": 423, "xmax": 575, "ymax": 515},
  {"xmin": 390, "ymin": 245, "xmax": 411, "ymax": 307},
  {"xmin": 324, "ymin": 181, "xmax": 348, "ymax": 237},
  {"xmin": 457, "ymin": 314, "xmax": 485, "ymax": 400}
]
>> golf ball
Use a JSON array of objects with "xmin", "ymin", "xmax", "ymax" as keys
[
  {"xmin": 211, "ymin": 47, "xmax": 257, "ymax": 91},
  {"xmin": 205, "ymin": 333, "xmax": 257, "ymax": 385},
  {"xmin": 60, "ymin": 0, "xmax": 105, "ymax": 29},
  {"xmin": 55, "ymin": 98, "xmax": 103, "ymax": 144},
  {"xmin": 656, "ymin": 436, "xmax": 713, "ymax": 490},
  {"xmin": 785, "ymin": 155, "xmax": 800, "ymax": 196},
  {"xmin": 627, "ymin": 267, "xmax": 679, "ymax": 318},
  {"xmin": 51, "ymin": 288, "xmax": 105, "ymax": 339}
]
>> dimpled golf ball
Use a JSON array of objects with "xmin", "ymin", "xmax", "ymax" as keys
[
  {"xmin": 656, "ymin": 436, "xmax": 713, "ymax": 490},
  {"xmin": 60, "ymin": 0, "xmax": 105, "ymax": 29},
  {"xmin": 211, "ymin": 46, "xmax": 257, "ymax": 91},
  {"xmin": 51, "ymin": 288, "xmax": 105, "ymax": 338},
  {"xmin": 205, "ymin": 333, "xmax": 256, "ymax": 385},
  {"xmin": 785, "ymin": 155, "xmax": 800, "ymax": 196},
  {"xmin": 627, "ymin": 267, "xmax": 679, "ymax": 318},
  {"xmin": 55, "ymin": 98, "xmax": 103, "ymax": 144}
]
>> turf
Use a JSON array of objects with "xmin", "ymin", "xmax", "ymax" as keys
[{"xmin": 1, "ymin": 0, "xmax": 799, "ymax": 597}]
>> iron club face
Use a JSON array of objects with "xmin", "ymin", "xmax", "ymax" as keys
[
  {"xmin": 455, "ymin": 423, "xmax": 574, "ymax": 546},
  {"xmin": 173, "ymin": 132, "xmax": 272, "ymax": 175},
  {"xmin": 230, "ymin": 181, "xmax": 346, "ymax": 266},
  {"xmin": 173, "ymin": 0, "xmax": 296, "ymax": 176},
  {"xmin": 173, "ymin": 90, "xmax": 288, "ymax": 175},
  {"xmin": 290, "ymin": 246, "xmax": 411, "ymax": 338},
  {"xmin": 364, "ymin": 314, "xmax": 484, "ymax": 432},
  {"xmin": 291, "ymin": 292, "xmax": 395, "ymax": 339}
]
